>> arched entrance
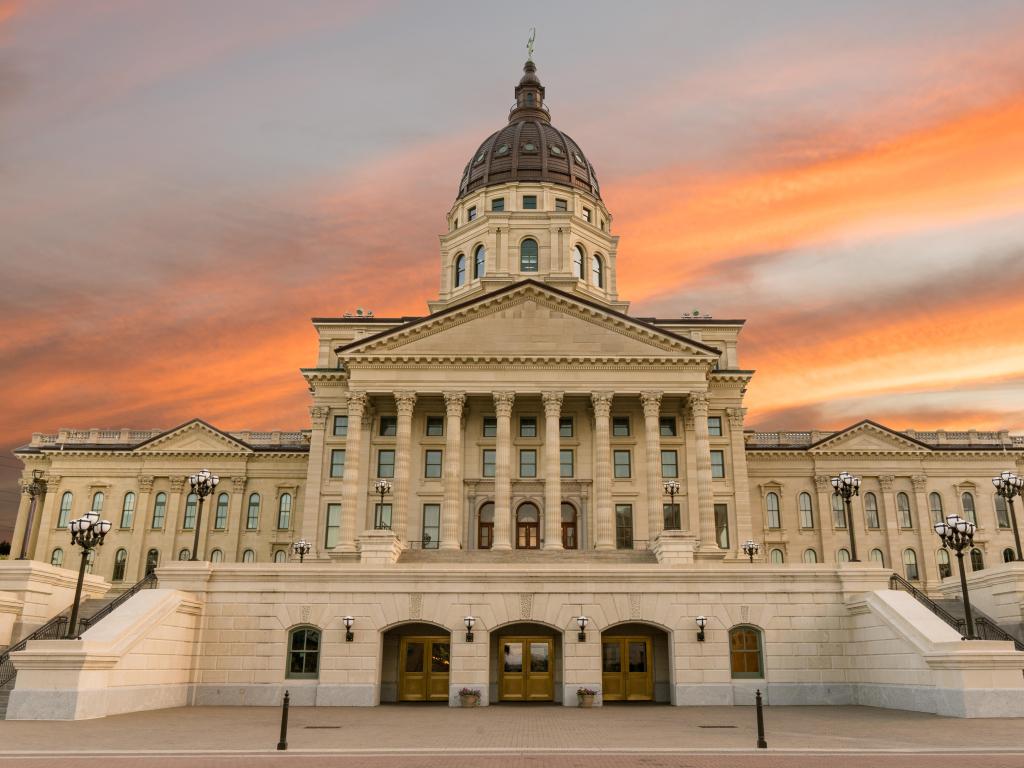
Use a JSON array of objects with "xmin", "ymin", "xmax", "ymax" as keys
[
  {"xmin": 600, "ymin": 622, "xmax": 671, "ymax": 703},
  {"xmin": 490, "ymin": 621, "xmax": 562, "ymax": 702},
  {"xmin": 381, "ymin": 622, "xmax": 451, "ymax": 703},
  {"xmin": 478, "ymin": 502, "xmax": 494, "ymax": 549},
  {"xmin": 516, "ymin": 502, "xmax": 540, "ymax": 549},
  {"xmin": 561, "ymin": 502, "xmax": 578, "ymax": 549}
]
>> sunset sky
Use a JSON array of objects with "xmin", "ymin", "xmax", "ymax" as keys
[{"xmin": 2, "ymin": 0, "xmax": 1024, "ymax": 539}]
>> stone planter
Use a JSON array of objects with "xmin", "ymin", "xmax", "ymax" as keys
[
  {"xmin": 459, "ymin": 693, "xmax": 481, "ymax": 708},
  {"xmin": 578, "ymin": 693, "xmax": 596, "ymax": 708}
]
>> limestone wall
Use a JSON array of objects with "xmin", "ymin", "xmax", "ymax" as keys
[{"xmin": 0, "ymin": 560, "xmax": 108, "ymax": 644}]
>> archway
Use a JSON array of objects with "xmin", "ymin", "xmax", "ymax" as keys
[
  {"xmin": 490, "ymin": 621, "xmax": 562, "ymax": 703},
  {"xmin": 516, "ymin": 502, "xmax": 540, "ymax": 549},
  {"xmin": 561, "ymin": 502, "xmax": 578, "ymax": 549},
  {"xmin": 380, "ymin": 621, "xmax": 451, "ymax": 703},
  {"xmin": 600, "ymin": 622, "xmax": 671, "ymax": 703}
]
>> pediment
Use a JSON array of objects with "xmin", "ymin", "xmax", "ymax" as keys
[
  {"xmin": 810, "ymin": 421, "xmax": 930, "ymax": 454},
  {"xmin": 134, "ymin": 420, "xmax": 252, "ymax": 454},
  {"xmin": 340, "ymin": 282, "xmax": 718, "ymax": 361}
]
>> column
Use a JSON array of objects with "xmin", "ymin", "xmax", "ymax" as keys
[
  {"xmin": 640, "ymin": 391, "xmax": 663, "ymax": 543},
  {"xmin": 688, "ymin": 392, "xmax": 715, "ymax": 550},
  {"xmin": 814, "ymin": 474, "xmax": 838, "ymax": 563},
  {"xmin": 301, "ymin": 405, "xmax": 329, "ymax": 555},
  {"xmin": 393, "ymin": 391, "xmax": 417, "ymax": 543},
  {"xmin": 543, "ymin": 391, "xmax": 563, "ymax": 550},
  {"xmin": 912, "ymin": 475, "xmax": 938, "ymax": 586},
  {"xmin": 10, "ymin": 486, "xmax": 32, "ymax": 561},
  {"xmin": 879, "ymin": 475, "xmax": 901, "ymax": 571},
  {"xmin": 30, "ymin": 478, "xmax": 61, "ymax": 561},
  {"xmin": 128, "ymin": 477, "xmax": 152, "ymax": 581},
  {"xmin": 682, "ymin": 404, "xmax": 699, "ymax": 532},
  {"xmin": 165, "ymin": 477, "xmax": 185, "ymax": 560},
  {"xmin": 727, "ymin": 407, "xmax": 753, "ymax": 552},
  {"xmin": 492, "ymin": 392, "xmax": 515, "ymax": 550},
  {"xmin": 336, "ymin": 391, "xmax": 368, "ymax": 556},
  {"xmin": 227, "ymin": 476, "xmax": 246, "ymax": 563},
  {"xmin": 441, "ymin": 391, "xmax": 466, "ymax": 549},
  {"xmin": 592, "ymin": 392, "xmax": 614, "ymax": 550}
]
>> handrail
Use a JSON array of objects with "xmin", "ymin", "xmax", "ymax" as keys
[
  {"xmin": 888, "ymin": 573, "xmax": 966, "ymax": 635},
  {"xmin": 975, "ymin": 617, "xmax": 1024, "ymax": 651},
  {"xmin": 0, "ymin": 616, "xmax": 69, "ymax": 688},
  {"xmin": 78, "ymin": 572, "xmax": 158, "ymax": 633}
]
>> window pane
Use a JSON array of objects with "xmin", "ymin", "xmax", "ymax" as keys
[
  {"xmin": 519, "ymin": 417, "xmax": 537, "ymax": 437},
  {"xmin": 520, "ymin": 238, "xmax": 538, "ymax": 271},
  {"xmin": 333, "ymin": 415, "xmax": 348, "ymax": 436},
  {"xmin": 482, "ymin": 449, "xmax": 496, "ymax": 478},
  {"xmin": 520, "ymin": 449, "xmax": 537, "ymax": 477},
  {"xmin": 325, "ymin": 503, "xmax": 341, "ymax": 548},
  {"xmin": 660, "ymin": 450, "xmax": 678, "ymax": 478},
  {"xmin": 378, "ymin": 450, "xmax": 395, "ymax": 478},
  {"xmin": 522, "ymin": 196, "xmax": 537, "ymax": 210},
  {"xmin": 612, "ymin": 416, "xmax": 630, "ymax": 436},
  {"xmin": 330, "ymin": 449, "xmax": 346, "ymax": 478},
  {"xmin": 491, "ymin": 198, "xmax": 504, "ymax": 212},
  {"xmin": 663, "ymin": 503, "xmax": 681, "ymax": 530},
  {"xmin": 559, "ymin": 417, "xmax": 574, "ymax": 437},
  {"xmin": 560, "ymin": 449, "xmax": 574, "ymax": 478},
  {"xmin": 425, "ymin": 450, "xmax": 443, "ymax": 478},
  {"xmin": 613, "ymin": 450, "xmax": 631, "ymax": 478},
  {"xmin": 380, "ymin": 416, "xmax": 397, "ymax": 436},
  {"xmin": 799, "ymin": 493, "xmax": 814, "ymax": 529},
  {"xmin": 707, "ymin": 417, "xmax": 722, "ymax": 436},
  {"xmin": 215, "ymin": 493, "xmax": 229, "ymax": 529},
  {"xmin": 483, "ymin": 417, "xmax": 497, "ymax": 437},
  {"xmin": 659, "ymin": 417, "xmax": 676, "ymax": 436},
  {"xmin": 615, "ymin": 504, "xmax": 634, "ymax": 549},
  {"xmin": 555, "ymin": 198, "xmax": 568, "ymax": 212},
  {"xmin": 246, "ymin": 494, "xmax": 260, "ymax": 529},
  {"xmin": 714, "ymin": 503, "xmax": 730, "ymax": 549},
  {"xmin": 426, "ymin": 416, "xmax": 444, "ymax": 436},
  {"xmin": 422, "ymin": 504, "xmax": 441, "ymax": 547},
  {"xmin": 710, "ymin": 451, "xmax": 725, "ymax": 478}
]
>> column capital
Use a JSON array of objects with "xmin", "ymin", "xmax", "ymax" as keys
[
  {"xmin": 814, "ymin": 474, "xmax": 833, "ymax": 492},
  {"xmin": 494, "ymin": 391, "xmax": 516, "ymax": 417},
  {"xmin": 170, "ymin": 476, "xmax": 186, "ymax": 493},
  {"xmin": 640, "ymin": 391, "xmax": 663, "ymax": 417},
  {"xmin": 591, "ymin": 392, "xmax": 613, "ymax": 417},
  {"xmin": 911, "ymin": 475, "xmax": 928, "ymax": 492},
  {"xmin": 444, "ymin": 391, "xmax": 466, "ymax": 416},
  {"xmin": 347, "ymin": 390, "xmax": 368, "ymax": 415},
  {"xmin": 726, "ymin": 407, "xmax": 747, "ymax": 428},
  {"xmin": 542, "ymin": 391, "xmax": 564, "ymax": 416},
  {"xmin": 309, "ymin": 405, "xmax": 330, "ymax": 429},
  {"xmin": 395, "ymin": 391, "xmax": 417, "ymax": 416},
  {"xmin": 879, "ymin": 475, "xmax": 895, "ymax": 491},
  {"xmin": 232, "ymin": 476, "xmax": 247, "ymax": 493},
  {"xmin": 138, "ymin": 476, "xmax": 154, "ymax": 493},
  {"xmin": 687, "ymin": 391, "xmax": 709, "ymax": 418}
]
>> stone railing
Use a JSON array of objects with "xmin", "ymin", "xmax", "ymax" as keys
[
  {"xmin": 748, "ymin": 428, "xmax": 1023, "ymax": 449},
  {"xmin": 27, "ymin": 428, "xmax": 309, "ymax": 448}
]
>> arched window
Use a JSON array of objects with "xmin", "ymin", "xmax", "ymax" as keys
[
  {"xmin": 802, "ymin": 548, "xmax": 818, "ymax": 564},
  {"xmin": 453, "ymin": 254, "xmax": 466, "ymax": 287},
  {"xmin": 112, "ymin": 548, "xmax": 128, "ymax": 581},
  {"xmin": 729, "ymin": 625, "xmax": 764, "ymax": 679},
  {"xmin": 120, "ymin": 492, "xmax": 135, "ymax": 528},
  {"xmin": 929, "ymin": 492, "xmax": 944, "ymax": 524},
  {"xmin": 837, "ymin": 548, "xmax": 851, "ymax": 563},
  {"xmin": 152, "ymin": 492, "xmax": 167, "ymax": 529},
  {"xmin": 970, "ymin": 548, "xmax": 984, "ymax": 571},
  {"xmin": 50, "ymin": 548, "xmax": 64, "ymax": 567},
  {"xmin": 91, "ymin": 491, "xmax": 104, "ymax": 513},
  {"xmin": 572, "ymin": 244, "xmax": 584, "ymax": 278},
  {"xmin": 184, "ymin": 493, "xmax": 198, "ymax": 529},
  {"xmin": 242, "ymin": 549, "xmax": 255, "ymax": 563},
  {"xmin": 478, "ymin": 502, "xmax": 494, "ymax": 549},
  {"xmin": 274, "ymin": 550, "xmax": 287, "ymax": 563},
  {"xmin": 516, "ymin": 502, "xmax": 540, "ymax": 549},
  {"xmin": 765, "ymin": 492, "xmax": 780, "ymax": 529},
  {"xmin": 832, "ymin": 494, "xmax": 846, "ymax": 528},
  {"xmin": 961, "ymin": 492, "xmax": 976, "ymax": 525},
  {"xmin": 145, "ymin": 548, "xmax": 159, "ymax": 575},
  {"xmin": 798, "ymin": 492, "xmax": 814, "ymax": 529},
  {"xmin": 178, "ymin": 548, "xmax": 191, "ymax": 561},
  {"xmin": 561, "ymin": 502, "xmax": 578, "ymax": 550},
  {"xmin": 1003, "ymin": 548, "xmax": 1016, "ymax": 563},
  {"xmin": 214, "ymin": 493, "xmax": 229, "ymax": 529},
  {"xmin": 247, "ymin": 493, "xmax": 261, "ymax": 529},
  {"xmin": 287, "ymin": 626, "xmax": 321, "ymax": 679},
  {"xmin": 995, "ymin": 496, "xmax": 1010, "ymax": 528},
  {"xmin": 864, "ymin": 493, "xmax": 879, "ymax": 529},
  {"xmin": 210, "ymin": 549, "xmax": 224, "ymax": 563},
  {"xmin": 278, "ymin": 493, "xmax": 292, "ymax": 530},
  {"xmin": 937, "ymin": 549, "xmax": 951, "ymax": 578},
  {"xmin": 58, "ymin": 492, "xmax": 73, "ymax": 528},
  {"xmin": 869, "ymin": 548, "xmax": 885, "ymax": 566},
  {"xmin": 591, "ymin": 254, "xmax": 604, "ymax": 287},
  {"xmin": 473, "ymin": 244, "xmax": 486, "ymax": 279},
  {"xmin": 897, "ymin": 492, "xmax": 912, "ymax": 528},
  {"xmin": 520, "ymin": 238, "xmax": 538, "ymax": 272},
  {"xmin": 903, "ymin": 548, "xmax": 919, "ymax": 580},
  {"xmin": 770, "ymin": 548, "xmax": 784, "ymax": 565}
]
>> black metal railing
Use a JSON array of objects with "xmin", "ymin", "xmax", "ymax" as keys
[
  {"xmin": 0, "ymin": 616, "xmax": 68, "ymax": 688},
  {"xmin": 78, "ymin": 572, "xmax": 158, "ymax": 633},
  {"xmin": 406, "ymin": 540, "xmax": 439, "ymax": 550},
  {"xmin": 888, "ymin": 573, "xmax": 967, "ymax": 634},
  {"xmin": 975, "ymin": 617, "xmax": 1024, "ymax": 651}
]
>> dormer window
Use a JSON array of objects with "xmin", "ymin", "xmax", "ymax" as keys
[
  {"xmin": 582, "ymin": 207, "xmax": 592, "ymax": 223},
  {"xmin": 550, "ymin": 145, "xmax": 563, "ymax": 156},
  {"xmin": 573, "ymin": 152, "xmax": 585, "ymax": 166},
  {"xmin": 491, "ymin": 198, "xmax": 504, "ymax": 212},
  {"xmin": 474, "ymin": 151, "xmax": 486, "ymax": 165},
  {"xmin": 467, "ymin": 206, "xmax": 477, "ymax": 221},
  {"xmin": 521, "ymin": 142, "xmax": 537, "ymax": 153}
]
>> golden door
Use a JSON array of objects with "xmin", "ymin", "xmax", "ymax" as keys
[
  {"xmin": 398, "ymin": 636, "xmax": 450, "ymax": 702},
  {"xmin": 499, "ymin": 637, "xmax": 554, "ymax": 701},
  {"xmin": 601, "ymin": 637, "xmax": 654, "ymax": 701}
]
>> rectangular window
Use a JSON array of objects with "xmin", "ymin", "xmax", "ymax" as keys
[
  {"xmin": 325, "ymin": 503, "xmax": 341, "ymax": 549},
  {"xmin": 520, "ymin": 449, "xmax": 537, "ymax": 478},
  {"xmin": 467, "ymin": 206, "xmax": 477, "ymax": 221},
  {"xmin": 613, "ymin": 450, "xmax": 632, "ymax": 478},
  {"xmin": 660, "ymin": 450, "xmax": 678, "ymax": 478},
  {"xmin": 522, "ymin": 195, "xmax": 537, "ymax": 209},
  {"xmin": 377, "ymin": 450, "xmax": 395, "ymax": 478},
  {"xmin": 555, "ymin": 198, "xmax": 567, "ymax": 212},
  {"xmin": 615, "ymin": 504, "xmax": 634, "ymax": 549},
  {"xmin": 482, "ymin": 449, "xmax": 496, "ymax": 478},
  {"xmin": 560, "ymin": 449, "xmax": 574, "ymax": 478},
  {"xmin": 582, "ymin": 207, "xmax": 592, "ymax": 223},
  {"xmin": 330, "ymin": 449, "xmax": 346, "ymax": 478},
  {"xmin": 559, "ymin": 416, "xmax": 574, "ymax": 438},
  {"xmin": 379, "ymin": 416, "xmax": 397, "ymax": 436},
  {"xmin": 421, "ymin": 504, "xmax": 441, "ymax": 549},
  {"xmin": 491, "ymin": 198, "xmax": 504, "ymax": 212},
  {"xmin": 424, "ymin": 450, "xmax": 443, "ymax": 478},
  {"xmin": 663, "ymin": 503, "xmax": 681, "ymax": 531},
  {"xmin": 710, "ymin": 450, "xmax": 726, "ymax": 478},
  {"xmin": 612, "ymin": 416, "xmax": 630, "ymax": 436},
  {"xmin": 714, "ymin": 503, "xmax": 730, "ymax": 549},
  {"xmin": 332, "ymin": 415, "xmax": 348, "ymax": 437},
  {"xmin": 520, "ymin": 416, "xmax": 537, "ymax": 437},
  {"xmin": 482, "ymin": 417, "xmax": 497, "ymax": 437},
  {"xmin": 708, "ymin": 417, "xmax": 723, "ymax": 436},
  {"xmin": 425, "ymin": 416, "xmax": 444, "ymax": 436},
  {"xmin": 659, "ymin": 416, "xmax": 677, "ymax": 437}
]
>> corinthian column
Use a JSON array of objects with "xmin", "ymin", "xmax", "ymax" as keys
[
  {"xmin": 592, "ymin": 392, "xmax": 614, "ymax": 550},
  {"xmin": 336, "ymin": 391, "xmax": 368, "ymax": 557},
  {"xmin": 393, "ymin": 391, "xmax": 417, "ymax": 543},
  {"xmin": 641, "ymin": 391, "xmax": 663, "ymax": 543},
  {"xmin": 492, "ymin": 392, "xmax": 515, "ymax": 550},
  {"xmin": 688, "ymin": 392, "xmax": 715, "ymax": 549},
  {"xmin": 542, "ymin": 391, "xmax": 564, "ymax": 550},
  {"xmin": 726, "ymin": 407, "xmax": 752, "ymax": 553},
  {"xmin": 301, "ymin": 405, "xmax": 329, "ymax": 554},
  {"xmin": 441, "ymin": 392, "xmax": 466, "ymax": 549}
]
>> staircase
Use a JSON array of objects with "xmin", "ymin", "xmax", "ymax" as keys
[{"xmin": 399, "ymin": 548, "xmax": 658, "ymax": 565}]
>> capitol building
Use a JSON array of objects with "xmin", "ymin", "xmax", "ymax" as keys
[{"xmin": 4, "ymin": 59, "xmax": 1024, "ymax": 720}]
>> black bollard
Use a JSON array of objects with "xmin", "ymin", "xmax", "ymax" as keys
[
  {"xmin": 755, "ymin": 689, "xmax": 767, "ymax": 749},
  {"xmin": 277, "ymin": 690, "xmax": 290, "ymax": 751}
]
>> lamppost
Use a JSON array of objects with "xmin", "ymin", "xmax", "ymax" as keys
[
  {"xmin": 66, "ymin": 510, "xmax": 112, "ymax": 638},
  {"xmin": 373, "ymin": 479, "xmax": 392, "ymax": 530},
  {"xmin": 934, "ymin": 513, "xmax": 978, "ymax": 639},
  {"xmin": 292, "ymin": 539, "xmax": 311, "ymax": 563},
  {"xmin": 742, "ymin": 540, "xmax": 759, "ymax": 563},
  {"xmin": 663, "ymin": 480, "xmax": 681, "ymax": 530},
  {"xmin": 831, "ymin": 471, "xmax": 861, "ymax": 562},
  {"xmin": 17, "ymin": 470, "xmax": 46, "ymax": 560},
  {"xmin": 992, "ymin": 471, "xmax": 1024, "ymax": 562},
  {"xmin": 187, "ymin": 469, "xmax": 219, "ymax": 561}
]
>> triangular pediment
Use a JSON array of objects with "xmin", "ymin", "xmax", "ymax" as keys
[
  {"xmin": 339, "ymin": 281, "xmax": 719, "ymax": 361},
  {"xmin": 810, "ymin": 421, "xmax": 931, "ymax": 454},
  {"xmin": 134, "ymin": 420, "xmax": 253, "ymax": 454}
]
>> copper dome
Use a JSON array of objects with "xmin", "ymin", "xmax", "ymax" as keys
[{"xmin": 457, "ymin": 61, "xmax": 601, "ymax": 201}]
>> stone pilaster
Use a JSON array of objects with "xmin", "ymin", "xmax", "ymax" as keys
[
  {"xmin": 393, "ymin": 391, "xmax": 417, "ymax": 544},
  {"xmin": 227, "ymin": 476, "xmax": 247, "ymax": 563},
  {"xmin": 688, "ymin": 392, "xmax": 715, "ymax": 550},
  {"xmin": 441, "ymin": 391, "xmax": 466, "ymax": 549},
  {"xmin": 492, "ymin": 392, "xmax": 515, "ymax": 550},
  {"xmin": 11, "ymin": 485, "xmax": 33, "ymax": 561},
  {"xmin": 726, "ymin": 407, "xmax": 752, "ymax": 555},
  {"xmin": 542, "ymin": 391, "xmax": 564, "ymax": 550},
  {"xmin": 30, "ymin": 477, "xmax": 60, "ymax": 562},
  {"xmin": 301, "ymin": 405, "xmax": 330, "ymax": 556},
  {"xmin": 815, "ymin": 474, "xmax": 837, "ymax": 563},
  {"xmin": 878, "ymin": 475, "xmax": 900, "ymax": 573},
  {"xmin": 335, "ymin": 391, "xmax": 368, "ymax": 557},
  {"xmin": 591, "ymin": 392, "xmax": 614, "ymax": 550},
  {"xmin": 912, "ymin": 475, "xmax": 937, "ymax": 586},
  {"xmin": 127, "ymin": 476, "xmax": 151, "ymax": 581},
  {"xmin": 166, "ymin": 476, "xmax": 186, "ymax": 561},
  {"xmin": 641, "ymin": 392, "xmax": 663, "ymax": 543}
]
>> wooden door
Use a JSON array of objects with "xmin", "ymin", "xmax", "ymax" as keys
[
  {"xmin": 517, "ymin": 522, "xmax": 539, "ymax": 549},
  {"xmin": 601, "ymin": 637, "xmax": 653, "ymax": 701},
  {"xmin": 499, "ymin": 636, "xmax": 554, "ymax": 701},
  {"xmin": 399, "ymin": 636, "xmax": 450, "ymax": 702}
]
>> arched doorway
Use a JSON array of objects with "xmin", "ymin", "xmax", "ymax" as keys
[
  {"xmin": 478, "ymin": 502, "xmax": 494, "ymax": 549},
  {"xmin": 516, "ymin": 502, "xmax": 540, "ymax": 549},
  {"xmin": 491, "ymin": 621, "xmax": 562, "ymax": 702},
  {"xmin": 600, "ymin": 622, "xmax": 671, "ymax": 703},
  {"xmin": 561, "ymin": 502, "xmax": 578, "ymax": 549},
  {"xmin": 380, "ymin": 622, "xmax": 451, "ymax": 703}
]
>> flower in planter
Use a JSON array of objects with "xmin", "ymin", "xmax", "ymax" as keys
[
  {"xmin": 577, "ymin": 687, "xmax": 598, "ymax": 696},
  {"xmin": 458, "ymin": 687, "xmax": 481, "ymax": 697}
]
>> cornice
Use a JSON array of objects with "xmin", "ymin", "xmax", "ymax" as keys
[{"xmin": 348, "ymin": 355, "xmax": 712, "ymax": 369}]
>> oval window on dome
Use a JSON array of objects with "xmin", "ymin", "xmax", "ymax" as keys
[
  {"xmin": 573, "ymin": 152, "xmax": 585, "ymax": 165},
  {"xmin": 474, "ymin": 151, "xmax": 486, "ymax": 165},
  {"xmin": 522, "ymin": 142, "xmax": 536, "ymax": 153},
  {"xmin": 495, "ymin": 144, "xmax": 510, "ymax": 156},
  {"xmin": 550, "ymin": 145, "xmax": 563, "ymax": 156}
]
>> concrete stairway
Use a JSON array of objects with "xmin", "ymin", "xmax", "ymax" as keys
[
  {"xmin": 933, "ymin": 597, "xmax": 1024, "ymax": 646},
  {"xmin": 399, "ymin": 548, "xmax": 658, "ymax": 565}
]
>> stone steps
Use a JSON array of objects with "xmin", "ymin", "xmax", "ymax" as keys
[{"xmin": 399, "ymin": 549, "xmax": 657, "ymax": 565}]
